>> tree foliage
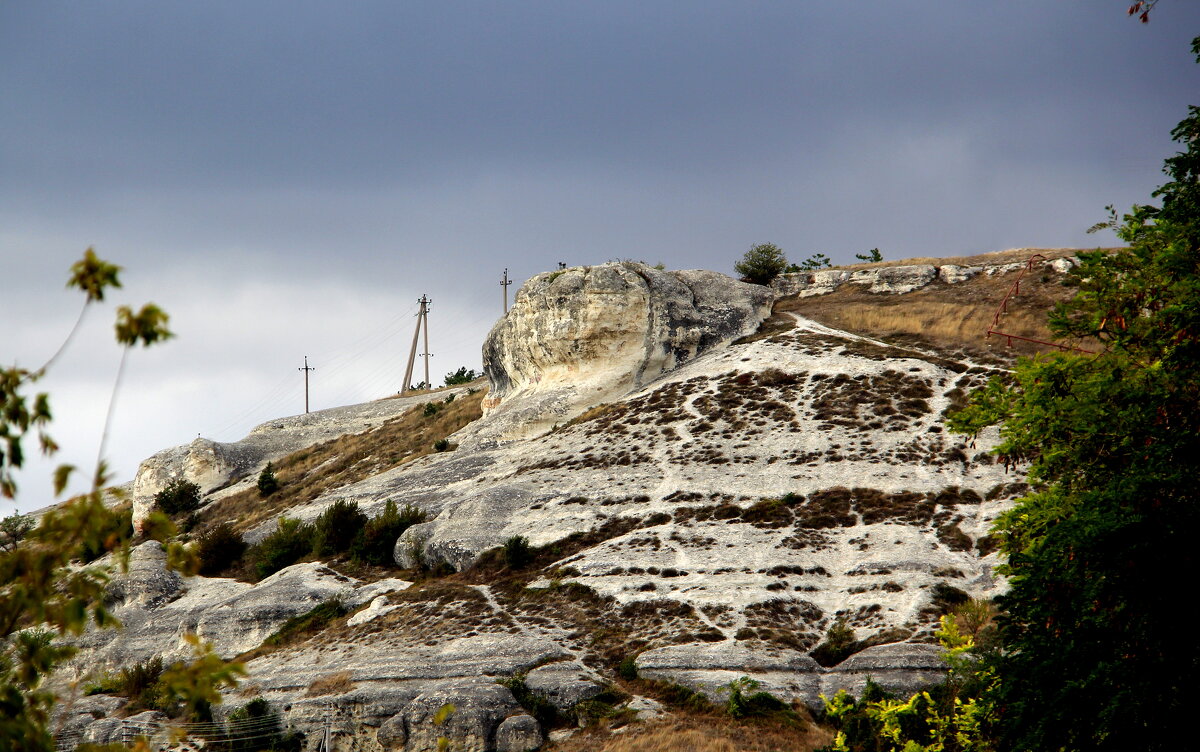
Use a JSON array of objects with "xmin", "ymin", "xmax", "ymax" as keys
[
  {"xmin": 734, "ymin": 242, "xmax": 789, "ymax": 284},
  {"xmin": 443, "ymin": 366, "xmax": 478, "ymax": 386},
  {"xmin": 257, "ymin": 462, "xmax": 279, "ymax": 497},
  {"xmin": 1, "ymin": 250, "xmax": 239, "ymax": 751},
  {"xmin": 154, "ymin": 477, "xmax": 201, "ymax": 515},
  {"xmin": 948, "ymin": 39, "xmax": 1200, "ymax": 752}
]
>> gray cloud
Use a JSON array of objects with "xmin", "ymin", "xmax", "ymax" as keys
[{"xmin": 3, "ymin": 2, "xmax": 1199, "ymax": 511}]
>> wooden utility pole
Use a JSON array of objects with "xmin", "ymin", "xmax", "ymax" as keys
[
  {"xmin": 501, "ymin": 268, "xmax": 512, "ymax": 313},
  {"xmin": 402, "ymin": 295, "xmax": 431, "ymax": 393},
  {"xmin": 299, "ymin": 356, "xmax": 315, "ymax": 413}
]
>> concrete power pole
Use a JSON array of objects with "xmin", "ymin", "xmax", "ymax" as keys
[
  {"xmin": 501, "ymin": 268, "xmax": 512, "ymax": 313},
  {"xmin": 420, "ymin": 294, "xmax": 432, "ymax": 389},
  {"xmin": 299, "ymin": 356, "xmax": 315, "ymax": 413},
  {"xmin": 402, "ymin": 295, "xmax": 431, "ymax": 393}
]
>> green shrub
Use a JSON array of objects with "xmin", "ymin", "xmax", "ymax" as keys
[
  {"xmin": 930, "ymin": 582, "xmax": 969, "ymax": 614},
  {"xmin": 264, "ymin": 599, "xmax": 346, "ymax": 648},
  {"xmin": 433, "ymin": 438, "xmax": 450, "ymax": 452},
  {"xmin": 855, "ymin": 248, "xmax": 883, "ymax": 263},
  {"xmin": 252, "ymin": 517, "xmax": 314, "ymax": 580},
  {"xmin": 79, "ymin": 505, "xmax": 133, "ymax": 563},
  {"xmin": 86, "ymin": 656, "xmax": 172, "ymax": 714},
  {"xmin": 811, "ymin": 618, "xmax": 859, "ymax": 667},
  {"xmin": 154, "ymin": 478, "xmax": 201, "ymax": 515},
  {"xmin": 0, "ymin": 512, "xmax": 33, "ymax": 552},
  {"xmin": 734, "ymin": 242, "xmax": 789, "ymax": 284},
  {"xmin": 790, "ymin": 252, "xmax": 832, "ymax": 271},
  {"xmin": 721, "ymin": 677, "xmax": 795, "ymax": 721},
  {"xmin": 226, "ymin": 698, "xmax": 303, "ymax": 752},
  {"xmin": 350, "ymin": 501, "xmax": 427, "ymax": 566},
  {"xmin": 257, "ymin": 463, "xmax": 279, "ymax": 497},
  {"xmin": 496, "ymin": 675, "xmax": 560, "ymax": 729},
  {"xmin": 422, "ymin": 402, "xmax": 440, "ymax": 417},
  {"xmin": 196, "ymin": 522, "xmax": 246, "ymax": 576},
  {"xmin": 503, "ymin": 535, "xmax": 533, "ymax": 569},
  {"xmin": 617, "ymin": 655, "xmax": 638, "ymax": 681},
  {"xmin": 312, "ymin": 500, "xmax": 367, "ymax": 558},
  {"xmin": 444, "ymin": 367, "xmax": 478, "ymax": 386}
]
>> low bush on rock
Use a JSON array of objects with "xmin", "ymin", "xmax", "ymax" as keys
[
  {"xmin": 196, "ymin": 522, "xmax": 246, "ymax": 576},
  {"xmin": 225, "ymin": 698, "xmax": 303, "ymax": 752},
  {"xmin": 264, "ymin": 599, "xmax": 346, "ymax": 648},
  {"xmin": 252, "ymin": 517, "xmax": 315, "ymax": 580},
  {"xmin": 257, "ymin": 462, "xmax": 280, "ymax": 497},
  {"xmin": 312, "ymin": 500, "xmax": 367, "ymax": 557},
  {"xmin": 503, "ymin": 534, "xmax": 533, "ymax": 569},
  {"xmin": 155, "ymin": 478, "xmax": 201, "ymax": 515},
  {"xmin": 350, "ymin": 501, "xmax": 426, "ymax": 566},
  {"xmin": 811, "ymin": 618, "xmax": 861, "ymax": 667}
]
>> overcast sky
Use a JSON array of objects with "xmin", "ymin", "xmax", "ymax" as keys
[{"xmin": 3, "ymin": 2, "xmax": 1198, "ymax": 512}]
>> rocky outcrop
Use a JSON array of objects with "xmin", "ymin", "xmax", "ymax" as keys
[
  {"xmin": 771, "ymin": 254, "xmax": 1079, "ymax": 298},
  {"xmin": 56, "ymin": 254, "xmax": 1078, "ymax": 750},
  {"xmin": 380, "ymin": 680, "xmax": 524, "ymax": 752},
  {"xmin": 71, "ymin": 546, "xmax": 410, "ymax": 673},
  {"xmin": 476, "ymin": 262, "xmax": 772, "ymax": 442},
  {"xmin": 131, "ymin": 390, "xmax": 470, "ymax": 529}
]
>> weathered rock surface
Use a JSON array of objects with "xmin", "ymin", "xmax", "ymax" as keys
[
  {"xmin": 771, "ymin": 252, "xmax": 1078, "ymax": 298},
  {"xmin": 383, "ymin": 680, "xmax": 522, "ymax": 752},
  {"xmin": 524, "ymin": 661, "xmax": 606, "ymax": 712},
  {"xmin": 494, "ymin": 714, "xmax": 542, "ymax": 752},
  {"xmin": 132, "ymin": 389, "xmax": 472, "ymax": 529},
  {"xmin": 57, "ymin": 256, "xmax": 1086, "ymax": 749},
  {"xmin": 477, "ymin": 262, "xmax": 772, "ymax": 442},
  {"xmin": 71, "ymin": 552, "xmax": 369, "ymax": 672}
]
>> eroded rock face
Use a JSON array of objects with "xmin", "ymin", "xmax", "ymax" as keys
[
  {"xmin": 477, "ymin": 262, "xmax": 772, "ymax": 442},
  {"xmin": 770, "ymin": 254, "xmax": 1078, "ymax": 298},
  {"xmin": 386, "ymin": 680, "xmax": 522, "ymax": 752},
  {"xmin": 131, "ymin": 391, "xmax": 466, "ymax": 530}
]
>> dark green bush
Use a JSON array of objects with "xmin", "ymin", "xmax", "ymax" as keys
[
  {"xmin": 264, "ymin": 599, "xmax": 346, "ymax": 648},
  {"xmin": 257, "ymin": 462, "xmax": 280, "ymax": 497},
  {"xmin": 433, "ymin": 438, "xmax": 450, "ymax": 452},
  {"xmin": 734, "ymin": 242, "xmax": 789, "ymax": 284},
  {"xmin": 154, "ymin": 478, "xmax": 201, "ymax": 515},
  {"xmin": 79, "ymin": 505, "xmax": 133, "ymax": 563},
  {"xmin": 350, "ymin": 501, "xmax": 427, "ymax": 566},
  {"xmin": 444, "ymin": 367, "xmax": 478, "ymax": 386},
  {"xmin": 252, "ymin": 517, "xmax": 314, "ymax": 580},
  {"xmin": 503, "ymin": 535, "xmax": 532, "ymax": 569},
  {"xmin": 312, "ymin": 500, "xmax": 367, "ymax": 557},
  {"xmin": 930, "ymin": 582, "xmax": 969, "ymax": 614},
  {"xmin": 196, "ymin": 522, "xmax": 246, "ymax": 576},
  {"xmin": 617, "ymin": 655, "xmax": 639, "ymax": 681},
  {"xmin": 225, "ymin": 698, "xmax": 303, "ymax": 752},
  {"xmin": 496, "ymin": 675, "xmax": 560, "ymax": 729},
  {"xmin": 422, "ymin": 402, "xmax": 440, "ymax": 417},
  {"xmin": 811, "ymin": 617, "xmax": 860, "ymax": 667}
]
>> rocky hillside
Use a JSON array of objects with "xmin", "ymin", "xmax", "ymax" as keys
[{"xmin": 57, "ymin": 252, "xmax": 1088, "ymax": 752}]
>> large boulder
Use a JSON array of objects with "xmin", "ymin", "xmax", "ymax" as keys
[
  {"xmin": 476, "ymin": 262, "xmax": 772, "ymax": 442},
  {"xmin": 385, "ymin": 679, "xmax": 524, "ymax": 752}
]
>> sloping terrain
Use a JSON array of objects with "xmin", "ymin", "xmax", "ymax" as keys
[{"xmin": 58, "ymin": 254, "xmax": 1090, "ymax": 751}]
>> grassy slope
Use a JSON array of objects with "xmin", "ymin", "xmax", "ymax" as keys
[{"xmin": 779, "ymin": 247, "xmax": 1108, "ymax": 360}]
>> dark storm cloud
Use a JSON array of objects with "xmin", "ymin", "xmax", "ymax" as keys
[{"xmin": 3, "ymin": 2, "xmax": 1200, "ymax": 512}]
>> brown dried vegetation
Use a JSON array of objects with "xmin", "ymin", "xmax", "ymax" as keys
[{"xmin": 199, "ymin": 388, "xmax": 486, "ymax": 534}]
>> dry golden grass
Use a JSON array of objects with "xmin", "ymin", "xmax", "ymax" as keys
[
  {"xmin": 838, "ymin": 246, "xmax": 1119, "ymax": 270},
  {"xmin": 777, "ymin": 257, "xmax": 1101, "ymax": 358},
  {"xmin": 199, "ymin": 388, "xmax": 486, "ymax": 535},
  {"xmin": 548, "ymin": 716, "xmax": 832, "ymax": 752},
  {"xmin": 305, "ymin": 671, "xmax": 355, "ymax": 697}
]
